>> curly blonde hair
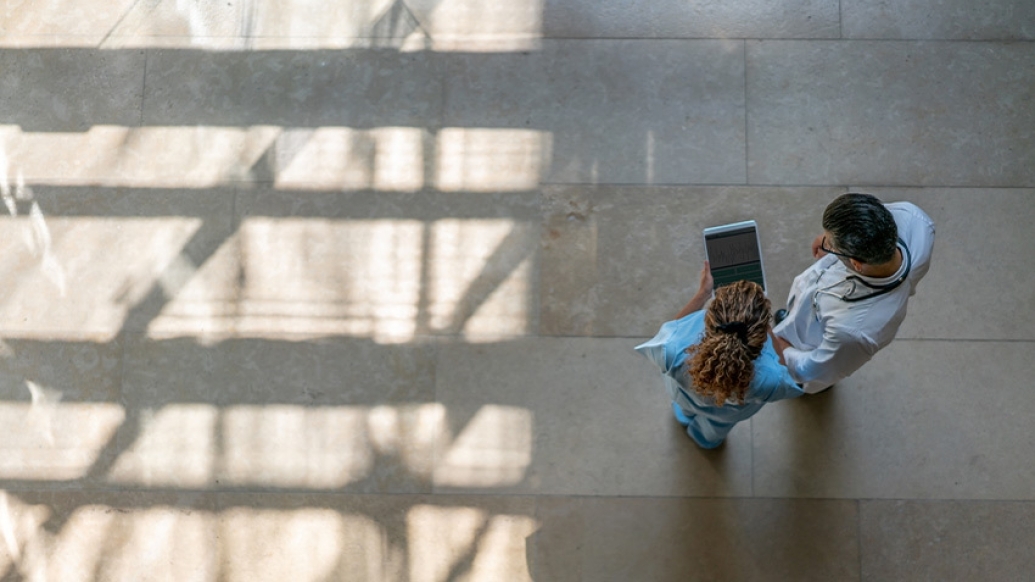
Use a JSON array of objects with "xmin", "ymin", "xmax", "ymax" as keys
[{"xmin": 685, "ymin": 280, "xmax": 771, "ymax": 405}]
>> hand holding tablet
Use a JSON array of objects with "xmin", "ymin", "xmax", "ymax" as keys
[{"xmin": 703, "ymin": 220, "xmax": 767, "ymax": 292}]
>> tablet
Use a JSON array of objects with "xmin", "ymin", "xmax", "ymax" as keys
[{"xmin": 703, "ymin": 220, "xmax": 767, "ymax": 292}]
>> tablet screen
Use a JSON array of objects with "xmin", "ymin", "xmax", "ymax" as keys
[{"xmin": 705, "ymin": 225, "xmax": 766, "ymax": 290}]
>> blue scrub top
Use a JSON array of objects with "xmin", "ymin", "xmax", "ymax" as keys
[{"xmin": 635, "ymin": 311, "xmax": 803, "ymax": 423}]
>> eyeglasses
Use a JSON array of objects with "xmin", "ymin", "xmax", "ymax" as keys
[{"xmin": 819, "ymin": 237, "xmax": 857, "ymax": 261}]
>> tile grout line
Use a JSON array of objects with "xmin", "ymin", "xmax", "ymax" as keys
[
  {"xmin": 749, "ymin": 418, "xmax": 755, "ymax": 497},
  {"xmin": 839, "ymin": 0, "xmax": 844, "ymax": 39},
  {"xmin": 521, "ymin": 36, "xmax": 1034, "ymax": 43},
  {"xmin": 743, "ymin": 39, "xmax": 750, "ymax": 186},
  {"xmin": 97, "ymin": 0, "xmax": 145, "ymax": 48},
  {"xmin": 856, "ymin": 499, "xmax": 864, "ymax": 580}
]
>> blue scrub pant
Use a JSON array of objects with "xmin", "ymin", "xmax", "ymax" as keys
[{"xmin": 671, "ymin": 402, "xmax": 734, "ymax": 449}]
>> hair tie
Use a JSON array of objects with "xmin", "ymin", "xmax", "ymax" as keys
[{"xmin": 716, "ymin": 321, "xmax": 749, "ymax": 344}]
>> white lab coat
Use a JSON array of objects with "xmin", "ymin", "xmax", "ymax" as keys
[{"xmin": 773, "ymin": 202, "xmax": 936, "ymax": 393}]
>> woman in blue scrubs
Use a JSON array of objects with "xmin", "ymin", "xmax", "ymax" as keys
[{"xmin": 636, "ymin": 264, "xmax": 803, "ymax": 449}]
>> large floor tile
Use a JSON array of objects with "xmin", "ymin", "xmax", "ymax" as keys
[
  {"xmin": 753, "ymin": 341, "xmax": 1035, "ymax": 500},
  {"xmin": 109, "ymin": 335, "xmax": 438, "ymax": 492},
  {"xmin": 540, "ymin": 185, "xmax": 842, "ymax": 337},
  {"xmin": 236, "ymin": 188, "xmax": 541, "ymax": 342},
  {"xmin": 0, "ymin": 125, "xmax": 282, "ymax": 186},
  {"xmin": 0, "ymin": 490, "xmax": 538, "ymax": 582},
  {"xmin": 0, "ymin": 337, "xmax": 124, "ymax": 486},
  {"xmin": 857, "ymin": 188, "xmax": 1035, "ymax": 340},
  {"xmin": 747, "ymin": 41, "xmax": 1035, "ymax": 187},
  {"xmin": 534, "ymin": 496, "xmax": 860, "ymax": 582},
  {"xmin": 105, "ymin": 0, "xmax": 256, "ymax": 43},
  {"xmin": 142, "ymin": 48, "xmax": 442, "ymax": 129},
  {"xmin": 435, "ymin": 338, "xmax": 753, "ymax": 496},
  {"xmin": 0, "ymin": 0, "xmax": 137, "ymax": 46},
  {"xmin": 408, "ymin": 0, "xmax": 542, "ymax": 47},
  {"xmin": 0, "ymin": 489, "xmax": 221, "ymax": 581},
  {"xmin": 843, "ymin": 0, "xmax": 1035, "ymax": 40},
  {"xmin": 0, "ymin": 186, "xmax": 235, "ymax": 339},
  {"xmin": 214, "ymin": 492, "xmax": 537, "ymax": 582},
  {"xmin": 443, "ymin": 40, "xmax": 746, "ymax": 185},
  {"xmin": 541, "ymin": 0, "xmax": 840, "ymax": 39},
  {"xmin": 0, "ymin": 48, "xmax": 145, "ymax": 131},
  {"xmin": 860, "ymin": 500, "xmax": 1035, "ymax": 581}
]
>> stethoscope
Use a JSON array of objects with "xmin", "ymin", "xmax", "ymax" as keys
[
  {"xmin": 789, "ymin": 238, "xmax": 912, "ymax": 319},
  {"xmin": 812, "ymin": 238, "xmax": 912, "ymax": 306}
]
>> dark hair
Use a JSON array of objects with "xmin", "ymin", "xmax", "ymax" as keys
[
  {"xmin": 822, "ymin": 193, "xmax": 898, "ymax": 264},
  {"xmin": 685, "ymin": 280, "xmax": 770, "ymax": 405}
]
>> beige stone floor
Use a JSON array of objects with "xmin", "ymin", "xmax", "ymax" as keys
[{"xmin": 1, "ymin": 1, "xmax": 1034, "ymax": 580}]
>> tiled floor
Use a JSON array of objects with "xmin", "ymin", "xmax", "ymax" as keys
[{"xmin": 0, "ymin": 1, "xmax": 1033, "ymax": 580}]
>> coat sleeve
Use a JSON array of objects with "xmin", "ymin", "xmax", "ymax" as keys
[{"xmin": 782, "ymin": 323, "xmax": 877, "ymax": 393}]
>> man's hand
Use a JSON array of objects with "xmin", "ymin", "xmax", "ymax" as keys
[{"xmin": 811, "ymin": 234, "xmax": 827, "ymax": 259}]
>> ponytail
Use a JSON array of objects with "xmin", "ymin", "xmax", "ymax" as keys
[{"xmin": 685, "ymin": 281, "xmax": 770, "ymax": 405}]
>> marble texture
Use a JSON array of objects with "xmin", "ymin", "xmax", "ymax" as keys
[
  {"xmin": 541, "ymin": 0, "xmax": 840, "ymax": 39},
  {"xmin": 435, "ymin": 338, "xmax": 755, "ymax": 496},
  {"xmin": 843, "ymin": 0, "xmax": 1035, "ymax": 40},
  {"xmin": 443, "ymin": 40, "xmax": 747, "ymax": 185},
  {"xmin": 746, "ymin": 41, "xmax": 1035, "ymax": 187},
  {"xmin": 860, "ymin": 500, "xmax": 1035, "ymax": 581},
  {"xmin": 539, "ymin": 185, "xmax": 841, "ymax": 337},
  {"xmin": 753, "ymin": 341, "xmax": 1035, "ymax": 500},
  {"xmin": 534, "ymin": 497, "xmax": 860, "ymax": 582}
]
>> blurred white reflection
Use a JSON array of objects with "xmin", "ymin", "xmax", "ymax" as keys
[
  {"xmin": 434, "ymin": 405, "xmax": 533, "ymax": 488},
  {"xmin": 0, "ymin": 500, "xmax": 216, "ymax": 581},
  {"xmin": 0, "ymin": 150, "xmax": 66, "ymax": 297},
  {"xmin": 408, "ymin": 504, "xmax": 537, "ymax": 582},
  {"xmin": 1, "ymin": 0, "xmax": 544, "ymax": 50},
  {"xmin": 0, "ymin": 217, "xmax": 205, "ymax": 340},
  {"xmin": 0, "ymin": 493, "xmax": 52, "ymax": 580},
  {"xmin": 436, "ymin": 129, "xmax": 549, "ymax": 192},
  {"xmin": 0, "ymin": 402, "xmax": 124, "ymax": 480}
]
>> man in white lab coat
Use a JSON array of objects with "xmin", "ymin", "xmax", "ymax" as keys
[{"xmin": 771, "ymin": 193, "xmax": 936, "ymax": 393}]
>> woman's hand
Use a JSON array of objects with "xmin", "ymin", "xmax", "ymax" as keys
[
  {"xmin": 676, "ymin": 262, "xmax": 714, "ymax": 319},
  {"xmin": 697, "ymin": 260, "xmax": 714, "ymax": 297}
]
